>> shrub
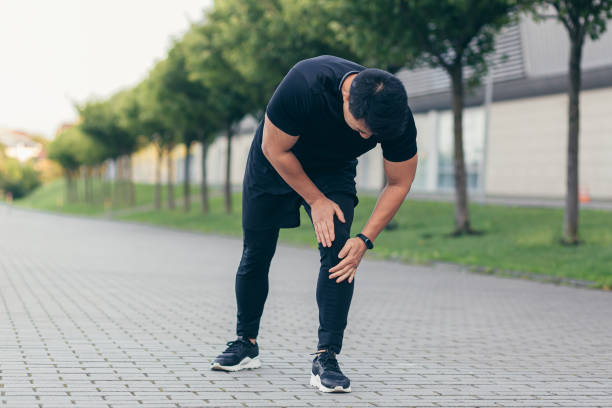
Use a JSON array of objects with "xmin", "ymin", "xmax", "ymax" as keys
[{"xmin": 0, "ymin": 158, "xmax": 41, "ymax": 199}]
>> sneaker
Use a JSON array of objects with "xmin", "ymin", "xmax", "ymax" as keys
[
  {"xmin": 210, "ymin": 336, "xmax": 261, "ymax": 371},
  {"xmin": 309, "ymin": 350, "xmax": 351, "ymax": 393}
]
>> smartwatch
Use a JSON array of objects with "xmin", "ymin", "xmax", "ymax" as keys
[{"xmin": 356, "ymin": 233, "xmax": 374, "ymax": 250}]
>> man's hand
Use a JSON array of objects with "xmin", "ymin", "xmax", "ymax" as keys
[
  {"xmin": 310, "ymin": 196, "xmax": 345, "ymax": 247},
  {"xmin": 328, "ymin": 237, "xmax": 367, "ymax": 284}
]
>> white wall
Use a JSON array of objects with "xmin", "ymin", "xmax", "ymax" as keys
[
  {"xmin": 486, "ymin": 87, "xmax": 612, "ymax": 199},
  {"xmin": 521, "ymin": 15, "xmax": 612, "ymax": 78},
  {"xmin": 130, "ymin": 87, "xmax": 612, "ymax": 200}
]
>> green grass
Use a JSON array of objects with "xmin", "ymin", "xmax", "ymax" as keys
[
  {"xmin": 15, "ymin": 177, "xmax": 106, "ymax": 215},
  {"xmin": 15, "ymin": 178, "xmax": 220, "ymax": 215},
  {"xmin": 14, "ymin": 179, "xmax": 612, "ymax": 289}
]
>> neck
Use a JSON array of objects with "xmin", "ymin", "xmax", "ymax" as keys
[{"xmin": 341, "ymin": 73, "xmax": 357, "ymax": 94}]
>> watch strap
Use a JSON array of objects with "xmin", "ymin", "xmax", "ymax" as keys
[{"xmin": 356, "ymin": 233, "xmax": 374, "ymax": 249}]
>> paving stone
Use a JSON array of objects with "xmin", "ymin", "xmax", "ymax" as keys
[{"xmin": 1, "ymin": 204, "xmax": 611, "ymax": 407}]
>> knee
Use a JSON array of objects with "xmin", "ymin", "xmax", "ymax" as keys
[
  {"xmin": 237, "ymin": 241, "xmax": 276, "ymax": 277},
  {"xmin": 319, "ymin": 228, "xmax": 350, "ymax": 268}
]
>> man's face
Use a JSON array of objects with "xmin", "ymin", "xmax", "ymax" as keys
[{"xmin": 343, "ymin": 98, "xmax": 374, "ymax": 140}]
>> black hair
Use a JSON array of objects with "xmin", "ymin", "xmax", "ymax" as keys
[{"xmin": 348, "ymin": 68, "xmax": 408, "ymax": 140}]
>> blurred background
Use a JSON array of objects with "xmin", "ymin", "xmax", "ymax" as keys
[{"xmin": 1, "ymin": 0, "xmax": 611, "ymax": 288}]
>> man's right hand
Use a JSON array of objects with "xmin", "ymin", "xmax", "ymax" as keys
[{"xmin": 310, "ymin": 196, "xmax": 346, "ymax": 247}]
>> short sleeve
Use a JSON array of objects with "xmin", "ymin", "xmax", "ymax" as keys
[
  {"xmin": 380, "ymin": 106, "xmax": 418, "ymax": 162},
  {"xmin": 265, "ymin": 66, "xmax": 312, "ymax": 136}
]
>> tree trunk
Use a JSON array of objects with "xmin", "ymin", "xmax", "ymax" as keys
[
  {"xmin": 64, "ymin": 170, "xmax": 71, "ymax": 205},
  {"xmin": 80, "ymin": 166, "xmax": 86, "ymax": 202},
  {"xmin": 183, "ymin": 140, "xmax": 192, "ymax": 213},
  {"xmin": 201, "ymin": 139, "xmax": 210, "ymax": 214},
  {"xmin": 95, "ymin": 164, "xmax": 102, "ymax": 205},
  {"xmin": 122, "ymin": 155, "xmax": 129, "ymax": 206},
  {"xmin": 101, "ymin": 162, "xmax": 110, "ymax": 206},
  {"xmin": 66, "ymin": 169, "xmax": 77, "ymax": 203},
  {"xmin": 450, "ymin": 66, "xmax": 471, "ymax": 235},
  {"xmin": 224, "ymin": 124, "xmax": 233, "ymax": 214},
  {"xmin": 112, "ymin": 157, "xmax": 121, "ymax": 207},
  {"xmin": 167, "ymin": 145, "xmax": 175, "ymax": 210},
  {"xmin": 127, "ymin": 154, "xmax": 135, "ymax": 206},
  {"xmin": 83, "ymin": 165, "xmax": 90, "ymax": 203},
  {"xmin": 564, "ymin": 35, "xmax": 583, "ymax": 244},
  {"xmin": 154, "ymin": 144, "xmax": 162, "ymax": 211},
  {"xmin": 71, "ymin": 169, "xmax": 79, "ymax": 203},
  {"xmin": 118, "ymin": 156, "xmax": 124, "ymax": 205},
  {"xmin": 88, "ymin": 166, "xmax": 94, "ymax": 203},
  {"xmin": 91, "ymin": 164, "xmax": 98, "ymax": 204}
]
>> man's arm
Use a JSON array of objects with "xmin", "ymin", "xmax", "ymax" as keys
[
  {"xmin": 360, "ymin": 154, "xmax": 418, "ymax": 242},
  {"xmin": 328, "ymin": 154, "xmax": 418, "ymax": 284},
  {"xmin": 261, "ymin": 114, "xmax": 346, "ymax": 248}
]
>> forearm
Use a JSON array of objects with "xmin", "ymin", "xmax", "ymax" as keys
[
  {"xmin": 264, "ymin": 150, "xmax": 325, "ymax": 205},
  {"xmin": 360, "ymin": 183, "xmax": 410, "ymax": 242}
]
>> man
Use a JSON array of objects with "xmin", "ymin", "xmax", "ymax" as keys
[{"xmin": 211, "ymin": 55, "xmax": 418, "ymax": 393}]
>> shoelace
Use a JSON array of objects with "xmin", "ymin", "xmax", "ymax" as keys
[
  {"xmin": 310, "ymin": 350, "xmax": 341, "ymax": 373},
  {"xmin": 224, "ymin": 338, "xmax": 251, "ymax": 354}
]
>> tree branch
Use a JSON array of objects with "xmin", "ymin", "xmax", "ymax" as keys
[{"xmin": 535, "ymin": 13, "xmax": 560, "ymax": 19}]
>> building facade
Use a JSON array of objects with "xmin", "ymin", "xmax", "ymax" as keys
[
  {"xmin": 0, "ymin": 129, "xmax": 43, "ymax": 163},
  {"xmin": 128, "ymin": 15, "xmax": 612, "ymax": 200},
  {"xmin": 395, "ymin": 17, "xmax": 612, "ymax": 200}
]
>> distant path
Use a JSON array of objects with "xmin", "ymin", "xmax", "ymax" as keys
[{"xmin": 1, "ymin": 203, "xmax": 611, "ymax": 407}]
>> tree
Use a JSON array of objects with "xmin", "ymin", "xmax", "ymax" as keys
[
  {"xmin": 160, "ymin": 36, "xmax": 223, "ymax": 213},
  {"xmin": 208, "ymin": 0, "xmax": 356, "ymax": 110},
  {"xmin": 47, "ymin": 126, "xmax": 106, "ymax": 204},
  {"xmin": 173, "ymin": 29, "xmax": 224, "ymax": 214},
  {"xmin": 533, "ymin": 0, "xmax": 612, "ymax": 244},
  {"xmin": 47, "ymin": 127, "xmax": 83, "ymax": 203},
  {"xmin": 78, "ymin": 95, "xmax": 141, "ymax": 207},
  {"xmin": 180, "ymin": 33, "xmax": 226, "ymax": 215},
  {"xmin": 184, "ymin": 17, "xmax": 256, "ymax": 214},
  {"xmin": 116, "ymin": 81, "xmax": 164, "ymax": 210},
  {"xmin": 136, "ymin": 71, "xmax": 179, "ymax": 211},
  {"xmin": 336, "ymin": 0, "xmax": 527, "ymax": 235},
  {"xmin": 184, "ymin": 0, "xmax": 357, "ymax": 213},
  {"xmin": 0, "ymin": 158, "xmax": 41, "ymax": 199},
  {"xmin": 74, "ymin": 126, "xmax": 109, "ymax": 204},
  {"xmin": 113, "ymin": 89, "xmax": 149, "ymax": 206}
]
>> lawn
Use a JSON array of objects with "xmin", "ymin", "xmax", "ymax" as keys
[
  {"xmin": 15, "ymin": 178, "xmax": 220, "ymax": 215},
  {"xmin": 14, "ymin": 179, "xmax": 612, "ymax": 289}
]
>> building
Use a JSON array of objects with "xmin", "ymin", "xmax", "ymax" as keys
[
  {"xmin": 389, "ymin": 16, "xmax": 612, "ymax": 200},
  {"xmin": 130, "ymin": 15, "xmax": 612, "ymax": 200},
  {"xmin": 0, "ymin": 128, "xmax": 43, "ymax": 163}
]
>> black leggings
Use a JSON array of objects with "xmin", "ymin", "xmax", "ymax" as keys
[{"xmin": 235, "ymin": 192, "xmax": 356, "ymax": 354}]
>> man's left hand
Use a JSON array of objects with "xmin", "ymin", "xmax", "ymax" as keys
[{"xmin": 328, "ymin": 237, "xmax": 367, "ymax": 284}]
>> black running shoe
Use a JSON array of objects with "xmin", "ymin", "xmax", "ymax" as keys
[
  {"xmin": 210, "ymin": 336, "xmax": 261, "ymax": 371},
  {"xmin": 309, "ymin": 350, "xmax": 351, "ymax": 392}
]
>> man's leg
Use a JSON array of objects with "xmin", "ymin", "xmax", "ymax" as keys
[
  {"xmin": 302, "ymin": 192, "xmax": 356, "ymax": 355},
  {"xmin": 235, "ymin": 226, "xmax": 280, "ymax": 341},
  {"xmin": 211, "ymin": 226, "xmax": 279, "ymax": 371}
]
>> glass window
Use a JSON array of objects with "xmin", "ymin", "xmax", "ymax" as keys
[{"xmin": 436, "ymin": 108, "xmax": 485, "ymax": 191}]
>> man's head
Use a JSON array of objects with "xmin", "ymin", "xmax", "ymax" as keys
[{"xmin": 341, "ymin": 68, "xmax": 408, "ymax": 141}]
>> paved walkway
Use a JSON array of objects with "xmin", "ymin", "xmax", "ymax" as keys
[{"xmin": 1, "ymin": 204, "xmax": 611, "ymax": 407}]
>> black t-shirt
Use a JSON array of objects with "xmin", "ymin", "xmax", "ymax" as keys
[{"xmin": 244, "ymin": 55, "xmax": 417, "ymax": 196}]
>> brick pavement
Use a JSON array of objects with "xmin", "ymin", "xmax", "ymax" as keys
[{"xmin": 1, "ymin": 204, "xmax": 611, "ymax": 407}]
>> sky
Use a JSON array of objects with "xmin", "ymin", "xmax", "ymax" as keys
[{"xmin": 0, "ymin": 0, "xmax": 211, "ymax": 140}]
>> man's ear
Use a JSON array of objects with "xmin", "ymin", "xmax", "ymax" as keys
[{"xmin": 342, "ymin": 86, "xmax": 350, "ymax": 102}]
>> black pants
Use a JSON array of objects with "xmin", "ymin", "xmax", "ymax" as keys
[{"xmin": 235, "ymin": 191, "xmax": 356, "ymax": 354}]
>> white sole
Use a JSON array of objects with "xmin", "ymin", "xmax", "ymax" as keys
[
  {"xmin": 210, "ymin": 356, "xmax": 261, "ymax": 372},
  {"xmin": 310, "ymin": 373, "xmax": 351, "ymax": 393}
]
